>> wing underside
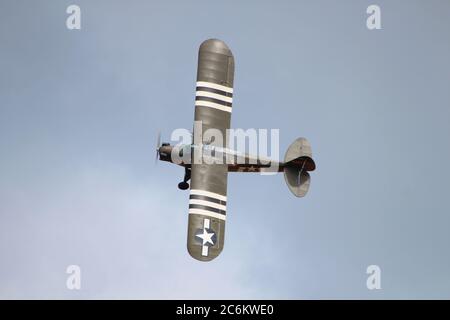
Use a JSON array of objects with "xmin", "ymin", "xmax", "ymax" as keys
[{"xmin": 187, "ymin": 39, "xmax": 234, "ymax": 261}]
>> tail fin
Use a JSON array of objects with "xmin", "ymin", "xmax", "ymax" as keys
[{"xmin": 283, "ymin": 138, "xmax": 316, "ymax": 197}]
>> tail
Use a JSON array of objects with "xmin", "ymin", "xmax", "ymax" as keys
[{"xmin": 283, "ymin": 137, "xmax": 316, "ymax": 197}]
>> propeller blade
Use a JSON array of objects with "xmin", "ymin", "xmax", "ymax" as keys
[
  {"xmin": 155, "ymin": 131, "xmax": 161, "ymax": 164},
  {"xmin": 157, "ymin": 131, "xmax": 161, "ymax": 148}
]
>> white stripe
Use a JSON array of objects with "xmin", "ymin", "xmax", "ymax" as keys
[
  {"xmin": 203, "ymin": 218, "xmax": 210, "ymax": 229},
  {"xmin": 195, "ymin": 101, "xmax": 232, "ymax": 113},
  {"xmin": 202, "ymin": 245, "xmax": 209, "ymax": 256},
  {"xmin": 189, "ymin": 199, "xmax": 226, "ymax": 211},
  {"xmin": 189, "ymin": 209, "xmax": 226, "ymax": 221},
  {"xmin": 196, "ymin": 91, "xmax": 233, "ymax": 103},
  {"xmin": 190, "ymin": 189, "xmax": 227, "ymax": 201},
  {"xmin": 202, "ymin": 218, "xmax": 210, "ymax": 257},
  {"xmin": 196, "ymin": 81, "xmax": 233, "ymax": 93}
]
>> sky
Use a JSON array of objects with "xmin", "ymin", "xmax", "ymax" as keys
[{"xmin": 1, "ymin": 0, "xmax": 450, "ymax": 299}]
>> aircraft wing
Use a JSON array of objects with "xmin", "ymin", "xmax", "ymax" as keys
[{"xmin": 187, "ymin": 39, "xmax": 234, "ymax": 261}]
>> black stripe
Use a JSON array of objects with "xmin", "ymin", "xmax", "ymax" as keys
[
  {"xmin": 196, "ymin": 86, "xmax": 233, "ymax": 98},
  {"xmin": 189, "ymin": 204, "xmax": 226, "ymax": 215},
  {"xmin": 195, "ymin": 96, "xmax": 232, "ymax": 107},
  {"xmin": 189, "ymin": 194, "xmax": 227, "ymax": 206}
]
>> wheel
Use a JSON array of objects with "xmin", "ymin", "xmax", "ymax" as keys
[{"xmin": 178, "ymin": 182, "xmax": 189, "ymax": 190}]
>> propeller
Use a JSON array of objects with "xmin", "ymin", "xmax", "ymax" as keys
[{"xmin": 155, "ymin": 131, "xmax": 161, "ymax": 164}]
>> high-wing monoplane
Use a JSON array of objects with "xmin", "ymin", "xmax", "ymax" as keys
[{"xmin": 156, "ymin": 39, "xmax": 316, "ymax": 261}]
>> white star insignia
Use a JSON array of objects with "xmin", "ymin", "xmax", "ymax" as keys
[{"xmin": 196, "ymin": 228, "xmax": 215, "ymax": 246}]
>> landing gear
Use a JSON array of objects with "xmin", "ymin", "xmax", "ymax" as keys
[
  {"xmin": 178, "ymin": 182, "xmax": 189, "ymax": 190},
  {"xmin": 178, "ymin": 167, "xmax": 191, "ymax": 190}
]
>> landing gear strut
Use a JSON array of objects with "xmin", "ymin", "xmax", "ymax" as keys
[{"xmin": 178, "ymin": 168, "xmax": 191, "ymax": 190}]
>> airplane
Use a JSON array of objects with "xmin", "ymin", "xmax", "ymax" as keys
[{"xmin": 156, "ymin": 39, "xmax": 316, "ymax": 261}]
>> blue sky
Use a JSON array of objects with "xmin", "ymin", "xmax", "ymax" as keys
[{"xmin": 1, "ymin": 0, "xmax": 450, "ymax": 299}]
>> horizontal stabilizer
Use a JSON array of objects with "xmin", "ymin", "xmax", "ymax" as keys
[
  {"xmin": 284, "ymin": 167, "xmax": 311, "ymax": 197},
  {"xmin": 283, "ymin": 137, "xmax": 315, "ymax": 197},
  {"xmin": 284, "ymin": 137, "xmax": 316, "ymax": 171}
]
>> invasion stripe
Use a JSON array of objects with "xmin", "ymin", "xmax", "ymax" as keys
[
  {"xmin": 189, "ymin": 204, "xmax": 226, "ymax": 215},
  {"xmin": 196, "ymin": 86, "xmax": 233, "ymax": 98},
  {"xmin": 189, "ymin": 194, "xmax": 227, "ymax": 206},
  {"xmin": 196, "ymin": 91, "xmax": 233, "ymax": 103},
  {"xmin": 189, "ymin": 199, "xmax": 226, "ymax": 211},
  {"xmin": 190, "ymin": 189, "xmax": 227, "ymax": 201},
  {"xmin": 195, "ymin": 100, "xmax": 232, "ymax": 113},
  {"xmin": 195, "ymin": 96, "xmax": 232, "ymax": 107},
  {"xmin": 189, "ymin": 209, "xmax": 226, "ymax": 221},
  {"xmin": 196, "ymin": 81, "xmax": 233, "ymax": 94}
]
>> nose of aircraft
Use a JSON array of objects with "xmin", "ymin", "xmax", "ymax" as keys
[{"xmin": 158, "ymin": 145, "xmax": 172, "ymax": 162}]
